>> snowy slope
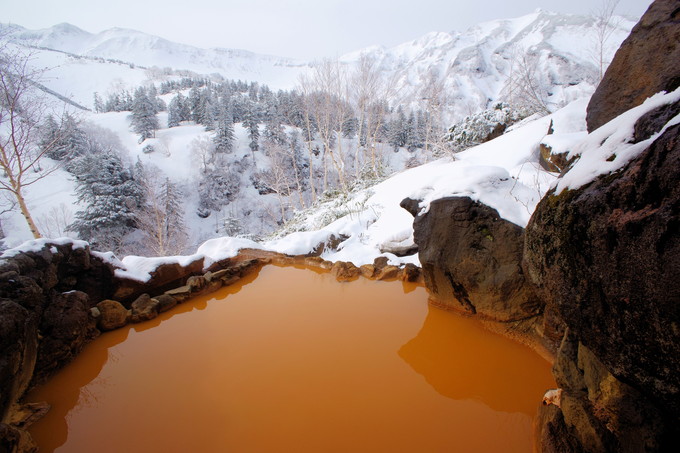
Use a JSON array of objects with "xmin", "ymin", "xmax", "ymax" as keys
[
  {"xmin": 262, "ymin": 98, "xmax": 589, "ymax": 267},
  {"xmin": 42, "ymin": 97, "xmax": 588, "ymax": 281},
  {"xmin": 1, "ymin": 11, "xmax": 634, "ymax": 115},
  {"xmin": 3, "ymin": 97, "xmax": 583, "ymax": 279},
  {"xmin": 7, "ymin": 90, "xmax": 676, "ymax": 280},
  {"xmin": 340, "ymin": 10, "xmax": 635, "ymax": 121},
  {"xmin": 21, "ymin": 47, "xmax": 151, "ymax": 111},
  {"xmin": 1, "ymin": 23, "xmax": 309, "ymax": 94},
  {"xmin": 0, "ymin": 11, "xmax": 637, "ymax": 254}
]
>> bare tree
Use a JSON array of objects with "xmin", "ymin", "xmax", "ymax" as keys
[
  {"xmin": 419, "ymin": 69, "xmax": 450, "ymax": 154},
  {"xmin": 190, "ymin": 135, "xmax": 215, "ymax": 174},
  {"xmin": 135, "ymin": 166, "xmax": 188, "ymax": 256},
  {"xmin": 592, "ymin": 0, "xmax": 621, "ymax": 81},
  {"xmin": 0, "ymin": 41, "xmax": 63, "ymax": 238},
  {"xmin": 500, "ymin": 45, "xmax": 551, "ymax": 116},
  {"xmin": 36, "ymin": 203, "xmax": 73, "ymax": 238},
  {"xmin": 298, "ymin": 59, "xmax": 352, "ymax": 194},
  {"xmin": 257, "ymin": 142, "xmax": 296, "ymax": 224},
  {"xmin": 350, "ymin": 54, "xmax": 393, "ymax": 179},
  {"xmin": 295, "ymin": 78, "xmax": 320, "ymax": 203}
]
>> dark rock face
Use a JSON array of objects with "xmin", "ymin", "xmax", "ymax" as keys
[
  {"xmin": 0, "ymin": 422, "xmax": 37, "ymax": 453},
  {"xmin": 527, "ymin": 115, "xmax": 680, "ymax": 451},
  {"xmin": 535, "ymin": 404, "xmax": 586, "ymax": 453},
  {"xmin": 34, "ymin": 291, "xmax": 99, "ymax": 384},
  {"xmin": 410, "ymin": 196, "xmax": 541, "ymax": 321},
  {"xmin": 586, "ymin": 0, "xmax": 680, "ymax": 132},
  {"xmin": 633, "ymin": 99, "xmax": 680, "ymax": 143},
  {"xmin": 0, "ymin": 242, "xmax": 116, "ymax": 432},
  {"xmin": 0, "ymin": 301, "xmax": 37, "ymax": 425},
  {"xmin": 526, "ymin": 121, "xmax": 680, "ymax": 421},
  {"xmin": 527, "ymin": 2, "xmax": 680, "ymax": 449},
  {"xmin": 0, "ymin": 243, "xmax": 118, "ymax": 405},
  {"xmin": 551, "ymin": 333, "xmax": 666, "ymax": 452}
]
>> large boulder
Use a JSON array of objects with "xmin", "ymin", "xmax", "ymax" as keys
[
  {"xmin": 528, "ymin": 3, "xmax": 680, "ymax": 448},
  {"xmin": 33, "ymin": 291, "xmax": 99, "ymax": 384},
  {"xmin": 525, "ymin": 121, "xmax": 680, "ymax": 450},
  {"xmin": 130, "ymin": 294, "xmax": 160, "ymax": 323},
  {"xmin": 331, "ymin": 261, "xmax": 360, "ymax": 282},
  {"xmin": 153, "ymin": 294, "xmax": 177, "ymax": 313},
  {"xmin": 0, "ymin": 240, "xmax": 118, "ymax": 445},
  {"xmin": 407, "ymin": 196, "xmax": 541, "ymax": 322},
  {"xmin": 586, "ymin": 0, "xmax": 680, "ymax": 132},
  {"xmin": 96, "ymin": 300, "xmax": 130, "ymax": 331},
  {"xmin": 0, "ymin": 301, "xmax": 38, "ymax": 424}
]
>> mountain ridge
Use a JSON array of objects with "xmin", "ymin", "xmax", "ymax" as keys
[{"xmin": 2, "ymin": 9, "xmax": 636, "ymax": 113}]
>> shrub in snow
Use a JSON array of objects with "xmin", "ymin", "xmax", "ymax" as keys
[
  {"xmin": 446, "ymin": 103, "xmax": 525, "ymax": 152},
  {"xmin": 142, "ymin": 144, "xmax": 155, "ymax": 154}
]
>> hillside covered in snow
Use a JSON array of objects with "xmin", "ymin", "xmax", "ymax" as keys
[
  {"xmin": 0, "ymin": 10, "xmax": 636, "ymax": 256},
  {"xmin": 1, "ymin": 10, "xmax": 634, "ymax": 116}
]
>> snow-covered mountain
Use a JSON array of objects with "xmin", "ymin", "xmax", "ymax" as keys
[
  {"xmin": 3, "ymin": 22, "xmax": 309, "ymax": 90},
  {"xmin": 2, "ymin": 10, "xmax": 634, "ymax": 117},
  {"xmin": 0, "ymin": 11, "xmax": 637, "ymax": 253},
  {"xmin": 340, "ymin": 10, "xmax": 635, "ymax": 119}
]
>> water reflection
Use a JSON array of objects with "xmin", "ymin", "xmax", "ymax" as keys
[
  {"xmin": 27, "ymin": 265, "xmax": 552, "ymax": 453},
  {"xmin": 27, "ymin": 268, "xmax": 261, "ymax": 452},
  {"xmin": 27, "ymin": 327, "xmax": 128, "ymax": 450},
  {"xmin": 398, "ymin": 305, "xmax": 553, "ymax": 416}
]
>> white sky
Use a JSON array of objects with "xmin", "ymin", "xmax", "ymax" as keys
[{"xmin": 2, "ymin": 0, "xmax": 652, "ymax": 60}]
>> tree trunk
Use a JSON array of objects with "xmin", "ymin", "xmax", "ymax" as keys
[{"xmin": 16, "ymin": 187, "xmax": 41, "ymax": 239}]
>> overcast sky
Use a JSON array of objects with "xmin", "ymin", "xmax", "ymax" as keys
[{"xmin": 3, "ymin": 0, "xmax": 652, "ymax": 60}]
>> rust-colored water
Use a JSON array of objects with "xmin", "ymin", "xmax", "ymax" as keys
[{"xmin": 27, "ymin": 265, "xmax": 554, "ymax": 452}]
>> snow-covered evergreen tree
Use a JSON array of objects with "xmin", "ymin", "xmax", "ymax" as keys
[
  {"xmin": 197, "ymin": 154, "xmax": 241, "ymax": 216},
  {"xmin": 69, "ymin": 152, "xmax": 143, "ymax": 252},
  {"xmin": 160, "ymin": 178, "xmax": 187, "ymax": 246},
  {"xmin": 342, "ymin": 116, "xmax": 358, "ymax": 139},
  {"xmin": 93, "ymin": 92, "xmax": 104, "ymax": 113},
  {"xmin": 281, "ymin": 129, "xmax": 309, "ymax": 208},
  {"xmin": 39, "ymin": 114, "xmax": 87, "ymax": 161},
  {"xmin": 213, "ymin": 99, "xmax": 235, "ymax": 153},
  {"xmin": 221, "ymin": 215, "xmax": 243, "ymax": 237},
  {"xmin": 387, "ymin": 107, "xmax": 407, "ymax": 151},
  {"xmin": 103, "ymin": 90, "xmax": 134, "ymax": 112},
  {"xmin": 262, "ymin": 98, "xmax": 287, "ymax": 146},
  {"xmin": 242, "ymin": 100, "xmax": 260, "ymax": 153},
  {"xmin": 405, "ymin": 111, "xmax": 420, "ymax": 152},
  {"xmin": 147, "ymin": 85, "xmax": 166, "ymax": 112},
  {"xmin": 197, "ymin": 87, "xmax": 215, "ymax": 130},
  {"xmin": 188, "ymin": 86, "xmax": 203, "ymax": 123},
  {"xmin": 131, "ymin": 87, "xmax": 159, "ymax": 142},
  {"xmin": 167, "ymin": 93, "xmax": 191, "ymax": 128}
]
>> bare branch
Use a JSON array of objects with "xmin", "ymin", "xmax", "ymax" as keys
[{"xmin": 0, "ymin": 40, "xmax": 67, "ymax": 238}]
